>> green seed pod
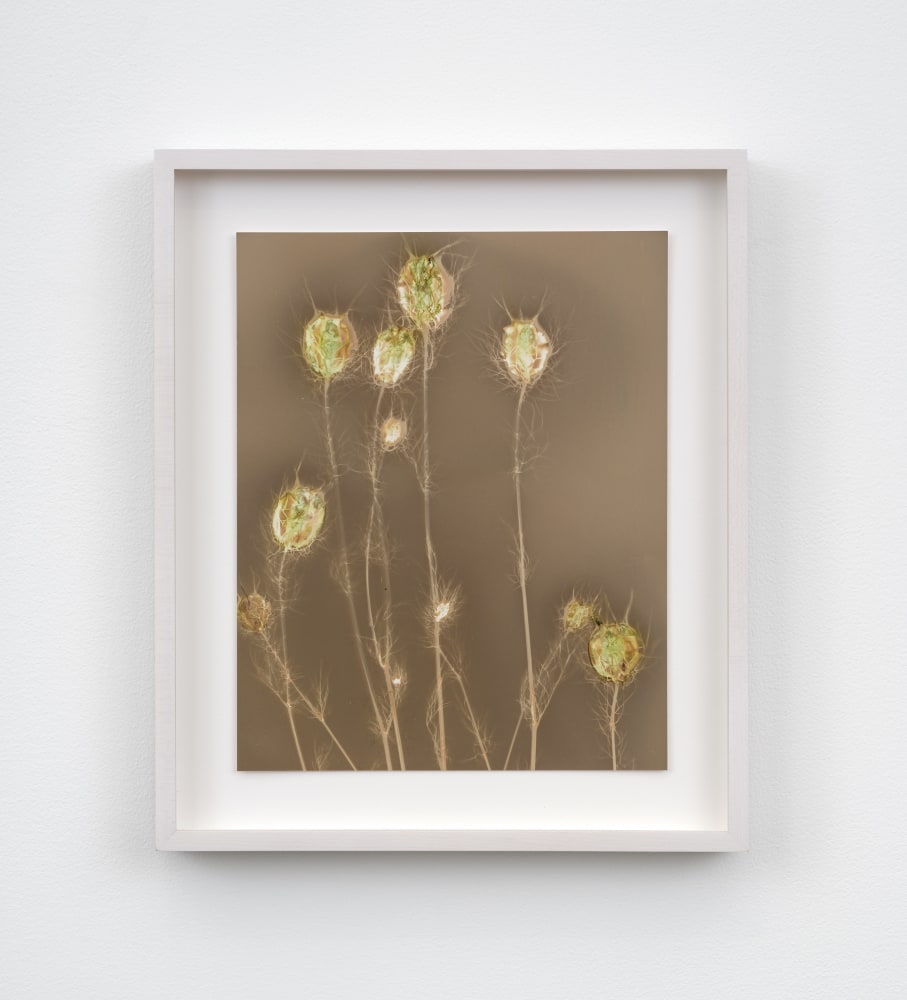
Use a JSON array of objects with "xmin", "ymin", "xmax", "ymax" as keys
[
  {"xmin": 587, "ymin": 622, "xmax": 644, "ymax": 685},
  {"xmin": 396, "ymin": 255, "xmax": 453, "ymax": 331},
  {"xmin": 302, "ymin": 312, "xmax": 356, "ymax": 380},
  {"xmin": 237, "ymin": 593, "xmax": 272, "ymax": 634},
  {"xmin": 563, "ymin": 598, "xmax": 597, "ymax": 633},
  {"xmin": 272, "ymin": 486, "xmax": 326, "ymax": 552},
  {"xmin": 502, "ymin": 319, "xmax": 551, "ymax": 385},
  {"xmin": 373, "ymin": 326, "xmax": 416, "ymax": 386}
]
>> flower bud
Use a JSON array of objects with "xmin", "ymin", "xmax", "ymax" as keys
[
  {"xmin": 272, "ymin": 485, "xmax": 326, "ymax": 552},
  {"xmin": 302, "ymin": 312, "xmax": 356, "ymax": 380},
  {"xmin": 373, "ymin": 326, "xmax": 416, "ymax": 386},
  {"xmin": 587, "ymin": 622, "xmax": 644, "ymax": 685},
  {"xmin": 237, "ymin": 593, "xmax": 271, "ymax": 634},
  {"xmin": 396, "ymin": 255, "xmax": 453, "ymax": 331},
  {"xmin": 380, "ymin": 415, "xmax": 407, "ymax": 450},
  {"xmin": 502, "ymin": 319, "xmax": 551, "ymax": 386}
]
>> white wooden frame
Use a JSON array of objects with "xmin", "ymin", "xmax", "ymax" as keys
[{"xmin": 155, "ymin": 150, "xmax": 747, "ymax": 851}]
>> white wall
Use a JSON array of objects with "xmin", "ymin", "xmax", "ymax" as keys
[{"xmin": 1, "ymin": 1, "xmax": 904, "ymax": 996}]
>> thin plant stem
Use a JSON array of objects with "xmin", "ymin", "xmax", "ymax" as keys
[
  {"xmin": 513, "ymin": 384, "xmax": 538, "ymax": 769},
  {"xmin": 609, "ymin": 682, "xmax": 620, "ymax": 771},
  {"xmin": 274, "ymin": 548, "xmax": 306, "ymax": 770},
  {"xmin": 503, "ymin": 714, "xmax": 521, "ymax": 770},
  {"xmin": 287, "ymin": 677, "xmax": 358, "ymax": 770},
  {"xmin": 285, "ymin": 700, "xmax": 307, "ymax": 771},
  {"xmin": 323, "ymin": 379, "xmax": 393, "ymax": 770},
  {"xmin": 502, "ymin": 632, "xmax": 568, "ymax": 770},
  {"xmin": 276, "ymin": 549, "xmax": 290, "ymax": 673},
  {"xmin": 441, "ymin": 650, "xmax": 491, "ymax": 771},
  {"xmin": 364, "ymin": 387, "xmax": 406, "ymax": 770},
  {"xmin": 260, "ymin": 631, "xmax": 358, "ymax": 770},
  {"xmin": 420, "ymin": 336, "xmax": 446, "ymax": 769}
]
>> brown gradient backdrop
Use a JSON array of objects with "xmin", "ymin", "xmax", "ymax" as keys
[{"xmin": 237, "ymin": 232, "xmax": 667, "ymax": 770}]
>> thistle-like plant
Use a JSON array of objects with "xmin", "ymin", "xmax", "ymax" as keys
[
  {"xmin": 362, "ymin": 322, "xmax": 418, "ymax": 769},
  {"xmin": 441, "ymin": 649, "xmax": 492, "ymax": 770},
  {"xmin": 502, "ymin": 599, "xmax": 583, "ymax": 770},
  {"xmin": 563, "ymin": 594, "xmax": 646, "ymax": 769},
  {"xmin": 238, "ymin": 588, "xmax": 357, "ymax": 770},
  {"xmin": 269, "ymin": 480, "xmax": 327, "ymax": 742},
  {"xmin": 237, "ymin": 590, "xmax": 306, "ymax": 769},
  {"xmin": 588, "ymin": 618, "xmax": 645, "ymax": 770},
  {"xmin": 500, "ymin": 315, "xmax": 553, "ymax": 769},
  {"xmin": 396, "ymin": 253, "xmax": 456, "ymax": 769},
  {"xmin": 301, "ymin": 310, "xmax": 394, "ymax": 769}
]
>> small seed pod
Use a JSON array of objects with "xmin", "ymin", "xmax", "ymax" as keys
[
  {"xmin": 302, "ymin": 312, "xmax": 357, "ymax": 380},
  {"xmin": 389, "ymin": 665, "xmax": 407, "ymax": 699},
  {"xmin": 502, "ymin": 319, "xmax": 551, "ymax": 386},
  {"xmin": 396, "ymin": 255, "xmax": 453, "ymax": 331},
  {"xmin": 237, "ymin": 593, "xmax": 272, "ymax": 634},
  {"xmin": 429, "ymin": 586, "xmax": 459, "ymax": 630},
  {"xmin": 563, "ymin": 598, "xmax": 598, "ymax": 633},
  {"xmin": 373, "ymin": 326, "xmax": 416, "ymax": 386},
  {"xmin": 587, "ymin": 622, "xmax": 644, "ymax": 685},
  {"xmin": 272, "ymin": 485, "xmax": 326, "ymax": 552},
  {"xmin": 380, "ymin": 415, "xmax": 407, "ymax": 450}
]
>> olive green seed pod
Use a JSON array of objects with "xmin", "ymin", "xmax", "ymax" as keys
[
  {"xmin": 302, "ymin": 312, "xmax": 356, "ymax": 380},
  {"xmin": 502, "ymin": 319, "xmax": 551, "ymax": 386},
  {"xmin": 373, "ymin": 326, "xmax": 416, "ymax": 386},
  {"xmin": 272, "ymin": 486, "xmax": 326, "ymax": 552},
  {"xmin": 396, "ymin": 255, "xmax": 453, "ymax": 331},
  {"xmin": 587, "ymin": 621, "xmax": 644, "ymax": 685}
]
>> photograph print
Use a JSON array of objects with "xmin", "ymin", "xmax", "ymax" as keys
[{"xmin": 236, "ymin": 231, "xmax": 667, "ymax": 771}]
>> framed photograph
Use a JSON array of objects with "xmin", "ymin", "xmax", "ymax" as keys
[{"xmin": 155, "ymin": 150, "xmax": 747, "ymax": 851}]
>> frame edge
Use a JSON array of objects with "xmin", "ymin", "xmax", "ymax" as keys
[
  {"xmin": 153, "ymin": 150, "xmax": 178, "ymax": 850},
  {"xmin": 153, "ymin": 149, "xmax": 749, "ymax": 852}
]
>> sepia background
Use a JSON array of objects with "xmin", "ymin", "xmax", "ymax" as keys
[{"xmin": 237, "ymin": 231, "xmax": 667, "ymax": 769}]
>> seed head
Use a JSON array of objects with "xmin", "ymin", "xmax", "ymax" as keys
[
  {"xmin": 237, "ymin": 593, "xmax": 271, "ymax": 634},
  {"xmin": 373, "ymin": 325, "xmax": 416, "ymax": 386},
  {"xmin": 502, "ymin": 319, "xmax": 551, "ymax": 386},
  {"xmin": 272, "ymin": 485, "xmax": 326, "ymax": 552},
  {"xmin": 563, "ymin": 598, "xmax": 598, "ymax": 633},
  {"xmin": 396, "ymin": 255, "xmax": 453, "ymax": 331},
  {"xmin": 302, "ymin": 312, "xmax": 356, "ymax": 380},
  {"xmin": 380, "ymin": 415, "xmax": 407, "ymax": 450},
  {"xmin": 587, "ymin": 621, "xmax": 644, "ymax": 685},
  {"xmin": 433, "ymin": 601, "xmax": 451, "ymax": 623}
]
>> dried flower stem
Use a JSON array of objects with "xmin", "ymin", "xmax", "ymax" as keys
[
  {"xmin": 503, "ymin": 713, "xmax": 521, "ymax": 770},
  {"xmin": 275, "ymin": 550, "xmax": 291, "ymax": 672},
  {"xmin": 441, "ymin": 650, "xmax": 491, "ymax": 770},
  {"xmin": 513, "ymin": 384, "xmax": 538, "ymax": 769},
  {"xmin": 420, "ymin": 337, "xmax": 447, "ymax": 769},
  {"xmin": 287, "ymin": 676, "xmax": 358, "ymax": 770},
  {"xmin": 503, "ymin": 631, "xmax": 570, "ymax": 769},
  {"xmin": 284, "ymin": 702, "xmax": 307, "ymax": 771},
  {"xmin": 364, "ymin": 387, "xmax": 406, "ymax": 769},
  {"xmin": 323, "ymin": 379, "xmax": 393, "ymax": 770},
  {"xmin": 609, "ymin": 682, "xmax": 620, "ymax": 771},
  {"xmin": 273, "ymin": 549, "xmax": 307, "ymax": 770},
  {"xmin": 258, "ymin": 633, "xmax": 356, "ymax": 770}
]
